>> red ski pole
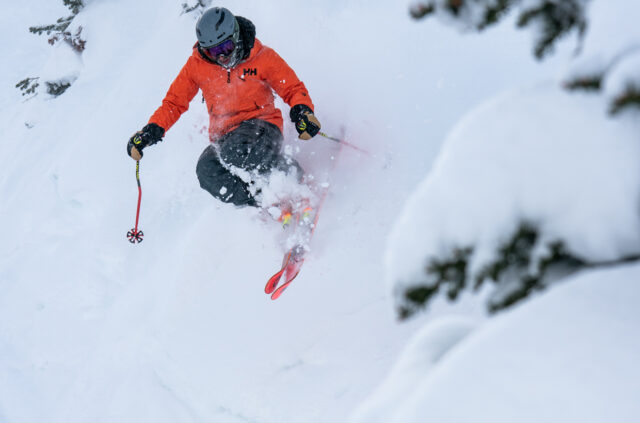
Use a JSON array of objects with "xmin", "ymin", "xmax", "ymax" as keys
[
  {"xmin": 127, "ymin": 161, "xmax": 144, "ymax": 244},
  {"xmin": 319, "ymin": 131, "xmax": 370, "ymax": 155}
]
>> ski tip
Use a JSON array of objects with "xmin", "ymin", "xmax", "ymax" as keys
[
  {"xmin": 265, "ymin": 268, "xmax": 285, "ymax": 294},
  {"xmin": 270, "ymin": 283, "xmax": 289, "ymax": 300},
  {"xmin": 270, "ymin": 266, "xmax": 303, "ymax": 300},
  {"xmin": 270, "ymin": 290, "xmax": 283, "ymax": 300}
]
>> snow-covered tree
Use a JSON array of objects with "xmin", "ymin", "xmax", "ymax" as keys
[
  {"xmin": 181, "ymin": 0, "xmax": 213, "ymax": 16},
  {"xmin": 410, "ymin": 0, "xmax": 589, "ymax": 59},
  {"xmin": 17, "ymin": 0, "xmax": 85, "ymax": 98},
  {"xmin": 410, "ymin": 0, "xmax": 640, "ymax": 115},
  {"xmin": 28, "ymin": 0, "xmax": 86, "ymax": 53},
  {"xmin": 389, "ymin": 0, "xmax": 640, "ymax": 319}
]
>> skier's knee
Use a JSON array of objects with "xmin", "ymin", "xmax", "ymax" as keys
[{"xmin": 197, "ymin": 170, "xmax": 257, "ymax": 207}]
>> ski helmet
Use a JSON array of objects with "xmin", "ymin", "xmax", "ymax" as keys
[{"xmin": 196, "ymin": 7, "xmax": 242, "ymax": 69}]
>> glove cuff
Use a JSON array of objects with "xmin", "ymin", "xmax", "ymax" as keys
[
  {"xmin": 290, "ymin": 104, "xmax": 314, "ymax": 123},
  {"xmin": 142, "ymin": 123, "xmax": 165, "ymax": 144}
]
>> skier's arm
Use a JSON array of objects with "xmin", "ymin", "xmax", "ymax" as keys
[
  {"xmin": 263, "ymin": 48, "xmax": 314, "ymax": 110},
  {"xmin": 263, "ymin": 48, "xmax": 321, "ymax": 139},
  {"xmin": 148, "ymin": 57, "xmax": 199, "ymax": 132},
  {"xmin": 127, "ymin": 59, "xmax": 199, "ymax": 160}
]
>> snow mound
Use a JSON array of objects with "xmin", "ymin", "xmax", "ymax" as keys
[
  {"xmin": 356, "ymin": 263, "xmax": 640, "ymax": 423},
  {"xmin": 348, "ymin": 316, "xmax": 476, "ymax": 423}
]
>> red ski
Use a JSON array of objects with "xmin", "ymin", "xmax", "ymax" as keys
[
  {"xmin": 265, "ymin": 249, "xmax": 293, "ymax": 294},
  {"xmin": 264, "ymin": 128, "xmax": 347, "ymax": 299},
  {"xmin": 264, "ymin": 178, "xmax": 327, "ymax": 299},
  {"xmin": 269, "ymin": 246, "xmax": 306, "ymax": 300}
]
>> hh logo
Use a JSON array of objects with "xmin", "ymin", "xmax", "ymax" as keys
[{"xmin": 243, "ymin": 68, "xmax": 257, "ymax": 76}]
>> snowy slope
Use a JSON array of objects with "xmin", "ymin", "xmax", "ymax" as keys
[
  {"xmin": 1, "ymin": 1, "xmax": 569, "ymax": 422},
  {"xmin": 353, "ymin": 263, "xmax": 640, "ymax": 423}
]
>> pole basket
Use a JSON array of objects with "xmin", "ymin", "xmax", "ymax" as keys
[{"xmin": 127, "ymin": 228, "xmax": 144, "ymax": 243}]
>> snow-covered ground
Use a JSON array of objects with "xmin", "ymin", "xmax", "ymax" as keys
[
  {"xmin": 1, "ymin": 0, "xmax": 637, "ymax": 422},
  {"xmin": 353, "ymin": 262, "xmax": 640, "ymax": 423}
]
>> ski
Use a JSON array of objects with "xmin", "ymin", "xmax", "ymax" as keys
[
  {"xmin": 265, "ymin": 188, "xmax": 325, "ymax": 299},
  {"xmin": 270, "ymin": 246, "xmax": 305, "ymax": 300},
  {"xmin": 265, "ymin": 250, "xmax": 293, "ymax": 294},
  {"xmin": 265, "ymin": 127, "xmax": 346, "ymax": 299}
]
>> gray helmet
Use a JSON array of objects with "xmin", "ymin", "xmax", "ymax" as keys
[
  {"xmin": 196, "ymin": 7, "xmax": 242, "ymax": 68},
  {"xmin": 196, "ymin": 7, "xmax": 238, "ymax": 48}
]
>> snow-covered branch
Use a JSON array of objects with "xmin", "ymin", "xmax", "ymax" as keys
[
  {"xmin": 410, "ymin": 0, "xmax": 589, "ymax": 59},
  {"xmin": 387, "ymin": 83, "xmax": 640, "ymax": 319}
]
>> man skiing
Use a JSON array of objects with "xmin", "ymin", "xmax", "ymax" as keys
[{"xmin": 126, "ymin": 7, "xmax": 321, "ymax": 211}]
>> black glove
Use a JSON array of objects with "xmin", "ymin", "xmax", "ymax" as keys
[
  {"xmin": 127, "ymin": 123, "xmax": 165, "ymax": 160},
  {"xmin": 290, "ymin": 104, "xmax": 321, "ymax": 140}
]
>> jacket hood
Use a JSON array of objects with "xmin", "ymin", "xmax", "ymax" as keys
[{"xmin": 236, "ymin": 16, "xmax": 255, "ymax": 60}]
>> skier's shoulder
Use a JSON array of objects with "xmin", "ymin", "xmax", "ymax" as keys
[
  {"xmin": 251, "ymin": 38, "xmax": 269, "ymax": 57},
  {"xmin": 189, "ymin": 43, "xmax": 205, "ymax": 65},
  {"xmin": 250, "ymin": 39, "xmax": 287, "ymax": 66}
]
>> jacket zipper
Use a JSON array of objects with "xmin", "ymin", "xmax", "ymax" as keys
[{"xmin": 227, "ymin": 69, "xmax": 231, "ymax": 84}]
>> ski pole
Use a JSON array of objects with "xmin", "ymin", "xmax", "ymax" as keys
[
  {"xmin": 319, "ymin": 132, "xmax": 370, "ymax": 155},
  {"xmin": 127, "ymin": 161, "xmax": 144, "ymax": 244}
]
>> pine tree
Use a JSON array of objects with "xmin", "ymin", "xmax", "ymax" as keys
[
  {"xmin": 411, "ymin": 0, "xmax": 640, "ymax": 114},
  {"xmin": 15, "ymin": 77, "xmax": 40, "ymax": 97},
  {"xmin": 181, "ymin": 0, "xmax": 213, "ymax": 16},
  {"xmin": 610, "ymin": 88, "xmax": 640, "ymax": 115},
  {"xmin": 395, "ymin": 1, "xmax": 640, "ymax": 318},
  {"xmin": 410, "ymin": 0, "xmax": 588, "ymax": 59},
  {"xmin": 398, "ymin": 222, "xmax": 585, "ymax": 319},
  {"xmin": 398, "ymin": 219, "xmax": 640, "ymax": 319},
  {"xmin": 19, "ymin": 1, "xmax": 86, "ymax": 99},
  {"xmin": 29, "ymin": 0, "xmax": 86, "ymax": 52}
]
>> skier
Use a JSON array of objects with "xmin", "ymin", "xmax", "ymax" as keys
[{"xmin": 126, "ymin": 7, "xmax": 321, "ymax": 212}]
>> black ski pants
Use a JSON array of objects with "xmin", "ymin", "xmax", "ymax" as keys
[{"xmin": 196, "ymin": 119, "xmax": 302, "ymax": 207}]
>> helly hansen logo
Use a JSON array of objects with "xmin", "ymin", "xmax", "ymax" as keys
[{"xmin": 243, "ymin": 68, "xmax": 257, "ymax": 76}]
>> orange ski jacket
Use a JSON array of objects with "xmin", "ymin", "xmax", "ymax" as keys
[{"xmin": 148, "ymin": 38, "xmax": 314, "ymax": 141}]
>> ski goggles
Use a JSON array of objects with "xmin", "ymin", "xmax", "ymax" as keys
[{"xmin": 204, "ymin": 39, "xmax": 236, "ymax": 57}]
